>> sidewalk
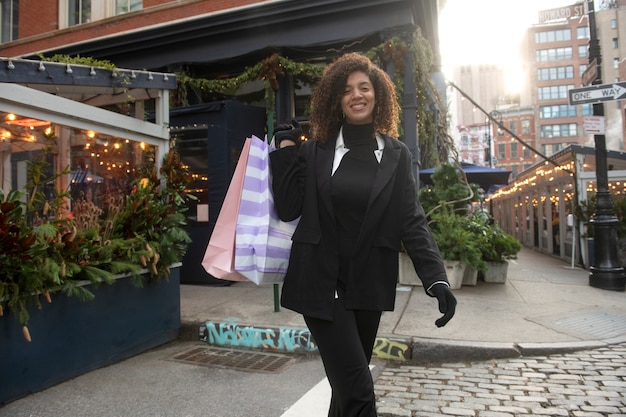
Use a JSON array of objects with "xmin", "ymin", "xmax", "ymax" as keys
[{"xmin": 180, "ymin": 247, "xmax": 626, "ymax": 363}]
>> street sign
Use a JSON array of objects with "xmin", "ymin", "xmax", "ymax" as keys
[
  {"xmin": 582, "ymin": 59, "xmax": 597, "ymax": 86},
  {"xmin": 538, "ymin": 3, "xmax": 588, "ymax": 23},
  {"xmin": 568, "ymin": 82, "xmax": 626, "ymax": 105},
  {"xmin": 583, "ymin": 116, "xmax": 605, "ymax": 135}
]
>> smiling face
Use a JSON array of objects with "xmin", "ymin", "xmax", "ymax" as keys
[{"xmin": 341, "ymin": 71, "xmax": 376, "ymax": 125}]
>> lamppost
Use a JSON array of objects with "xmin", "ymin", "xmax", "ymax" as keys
[
  {"xmin": 488, "ymin": 110, "xmax": 501, "ymax": 168},
  {"xmin": 586, "ymin": 0, "xmax": 626, "ymax": 291}
]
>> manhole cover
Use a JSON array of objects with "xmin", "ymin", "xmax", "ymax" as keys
[
  {"xmin": 169, "ymin": 346, "xmax": 296, "ymax": 374},
  {"xmin": 530, "ymin": 309, "xmax": 626, "ymax": 339},
  {"xmin": 553, "ymin": 311, "xmax": 626, "ymax": 339}
]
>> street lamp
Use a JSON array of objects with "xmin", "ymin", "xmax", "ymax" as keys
[
  {"xmin": 586, "ymin": 0, "xmax": 625, "ymax": 291},
  {"xmin": 487, "ymin": 110, "xmax": 501, "ymax": 168}
]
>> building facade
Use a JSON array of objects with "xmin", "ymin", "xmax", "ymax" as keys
[
  {"xmin": 520, "ymin": 5, "xmax": 595, "ymax": 157},
  {"xmin": 491, "ymin": 105, "xmax": 536, "ymax": 178}
]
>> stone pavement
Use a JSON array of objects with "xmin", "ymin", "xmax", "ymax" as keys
[
  {"xmin": 180, "ymin": 247, "xmax": 626, "ymax": 363},
  {"xmin": 375, "ymin": 342, "xmax": 626, "ymax": 417}
]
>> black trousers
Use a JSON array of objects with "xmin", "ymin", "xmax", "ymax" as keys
[{"xmin": 304, "ymin": 295, "xmax": 382, "ymax": 417}]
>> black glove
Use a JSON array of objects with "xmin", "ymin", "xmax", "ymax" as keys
[
  {"xmin": 273, "ymin": 120, "xmax": 303, "ymax": 148},
  {"xmin": 430, "ymin": 283, "xmax": 457, "ymax": 328}
]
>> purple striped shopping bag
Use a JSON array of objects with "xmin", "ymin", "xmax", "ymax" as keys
[{"xmin": 234, "ymin": 135, "xmax": 298, "ymax": 285}]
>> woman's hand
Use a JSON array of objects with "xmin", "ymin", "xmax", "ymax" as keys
[{"xmin": 430, "ymin": 284, "xmax": 457, "ymax": 327}]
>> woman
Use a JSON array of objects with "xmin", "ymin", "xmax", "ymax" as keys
[{"xmin": 270, "ymin": 53, "xmax": 456, "ymax": 417}]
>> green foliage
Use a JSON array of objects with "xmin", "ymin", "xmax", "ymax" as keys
[
  {"xmin": 577, "ymin": 194, "xmax": 626, "ymax": 239},
  {"xmin": 467, "ymin": 212, "xmax": 521, "ymax": 264},
  {"xmin": 41, "ymin": 54, "xmax": 118, "ymax": 70},
  {"xmin": 429, "ymin": 206, "xmax": 483, "ymax": 271},
  {"xmin": 0, "ymin": 134, "xmax": 194, "ymax": 334},
  {"xmin": 175, "ymin": 34, "xmax": 450, "ymax": 166},
  {"xmin": 420, "ymin": 162, "xmax": 520, "ymax": 270},
  {"xmin": 418, "ymin": 163, "xmax": 478, "ymax": 216}
]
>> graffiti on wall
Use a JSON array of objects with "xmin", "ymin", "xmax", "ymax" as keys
[
  {"xmin": 202, "ymin": 318, "xmax": 411, "ymax": 360},
  {"xmin": 203, "ymin": 319, "xmax": 317, "ymax": 353}
]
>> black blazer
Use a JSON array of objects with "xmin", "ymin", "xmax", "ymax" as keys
[{"xmin": 270, "ymin": 134, "xmax": 448, "ymax": 321}]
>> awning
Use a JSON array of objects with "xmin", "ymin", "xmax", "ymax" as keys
[{"xmin": 419, "ymin": 162, "xmax": 511, "ymax": 192}]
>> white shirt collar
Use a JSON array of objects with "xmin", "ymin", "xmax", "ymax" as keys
[{"xmin": 332, "ymin": 127, "xmax": 385, "ymax": 175}]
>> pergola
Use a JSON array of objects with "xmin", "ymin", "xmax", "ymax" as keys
[
  {"xmin": 489, "ymin": 145, "xmax": 626, "ymax": 266},
  {"xmin": 0, "ymin": 57, "xmax": 176, "ymax": 201}
]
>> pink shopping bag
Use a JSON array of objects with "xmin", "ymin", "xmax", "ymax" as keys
[{"xmin": 201, "ymin": 138, "xmax": 252, "ymax": 282}]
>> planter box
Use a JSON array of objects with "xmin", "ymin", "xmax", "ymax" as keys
[
  {"xmin": 398, "ymin": 252, "xmax": 421, "ymax": 286},
  {"xmin": 462, "ymin": 265, "xmax": 478, "ymax": 286},
  {"xmin": 444, "ymin": 260, "xmax": 464, "ymax": 290},
  {"xmin": 482, "ymin": 261, "xmax": 508, "ymax": 283},
  {"xmin": 0, "ymin": 266, "xmax": 181, "ymax": 405}
]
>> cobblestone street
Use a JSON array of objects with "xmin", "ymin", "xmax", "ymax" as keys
[{"xmin": 375, "ymin": 343, "xmax": 626, "ymax": 417}]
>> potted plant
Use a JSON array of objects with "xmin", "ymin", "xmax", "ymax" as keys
[
  {"xmin": 477, "ymin": 223, "xmax": 521, "ymax": 283},
  {"xmin": 428, "ymin": 207, "xmax": 483, "ymax": 289}
]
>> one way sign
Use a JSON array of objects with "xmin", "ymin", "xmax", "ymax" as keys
[{"xmin": 569, "ymin": 82, "xmax": 626, "ymax": 105}]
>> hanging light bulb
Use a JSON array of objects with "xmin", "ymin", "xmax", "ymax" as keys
[
  {"xmin": 7, "ymin": 60, "xmax": 14, "ymax": 70},
  {"xmin": 38, "ymin": 61, "xmax": 45, "ymax": 71},
  {"xmin": 66, "ymin": 64, "xmax": 73, "ymax": 74}
]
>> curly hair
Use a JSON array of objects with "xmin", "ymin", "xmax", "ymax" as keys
[{"xmin": 309, "ymin": 53, "xmax": 400, "ymax": 143}]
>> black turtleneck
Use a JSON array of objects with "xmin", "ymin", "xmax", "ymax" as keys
[{"xmin": 331, "ymin": 123, "xmax": 378, "ymax": 286}]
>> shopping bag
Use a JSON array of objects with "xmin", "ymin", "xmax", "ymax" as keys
[
  {"xmin": 234, "ymin": 135, "xmax": 299, "ymax": 285},
  {"xmin": 201, "ymin": 139, "xmax": 252, "ymax": 282}
]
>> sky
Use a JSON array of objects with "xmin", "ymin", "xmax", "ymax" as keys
[{"xmin": 439, "ymin": 0, "xmax": 586, "ymax": 93}]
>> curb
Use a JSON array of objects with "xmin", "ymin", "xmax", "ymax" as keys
[{"xmin": 180, "ymin": 320, "xmax": 626, "ymax": 364}]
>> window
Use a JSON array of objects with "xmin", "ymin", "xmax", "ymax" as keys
[
  {"xmin": 61, "ymin": 0, "xmax": 142, "ymax": 27},
  {"xmin": 511, "ymin": 143, "xmax": 518, "ymax": 158},
  {"xmin": 538, "ymin": 85, "xmax": 573, "ymax": 100},
  {"xmin": 523, "ymin": 147, "xmax": 532, "ymax": 158},
  {"xmin": 68, "ymin": 0, "xmax": 91, "ymax": 26},
  {"xmin": 579, "ymin": 64, "xmax": 588, "ymax": 76},
  {"xmin": 498, "ymin": 144, "xmax": 506, "ymax": 159},
  {"xmin": 508, "ymin": 120, "xmax": 517, "ymax": 135},
  {"xmin": 542, "ymin": 143, "xmax": 564, "ymax": 157},
  {"xmin": 613, "ymin": 38, "xmax": 619, "ymax": 48},
  {"xmin": 0, "ymin": 0, "xmax": 18, "ymax": 43},
  {"xmin": 614, "ymin": 57, "xmax": 620, "ymax": 69},
  {"xmin": 539, "ymin": 105, "xmax": 576, "ymax": 118},
  {"xmin": 579, "ymin": 45, "xmax": 588, "ymax": 59},
  {"xmin": 577, "ymin": 27, "xmax": 589, "ymax": 39},
  {"xmin": 537, "ymin": 66, "xmax": 574, "ymax": 80},
  {"xmin": 116, "ymin": 0, "xmax": 142, "ymax": 15},
  {"xmin": 581, "ymin": 104, "xmax": 593, "ymax": 116},
  {"xmin": 522, "ymin": 119, "xmax": 530, "ymax": 135},
  {"xmin": 536, "ymin": 47, "xmax": 573, "ymax": 62},
  {"xmin": 611, "ymin": 19, "xmax": 617, "ymax": 29},
  {"xmin": 535, "ymin": 29, "xmax": 571, "ymax": 43},
  {"xmin": 540, "ymin": 123, "xmax": 577, "ymax": 138}
]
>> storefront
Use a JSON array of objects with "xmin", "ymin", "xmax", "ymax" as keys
[
  {"xmin": 489, "ymin": 145, "xmax": 626, "ymax": 267},
  {"xmin": 0, "ymin": 58, "xmax": 175, "ymax": 213}
]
